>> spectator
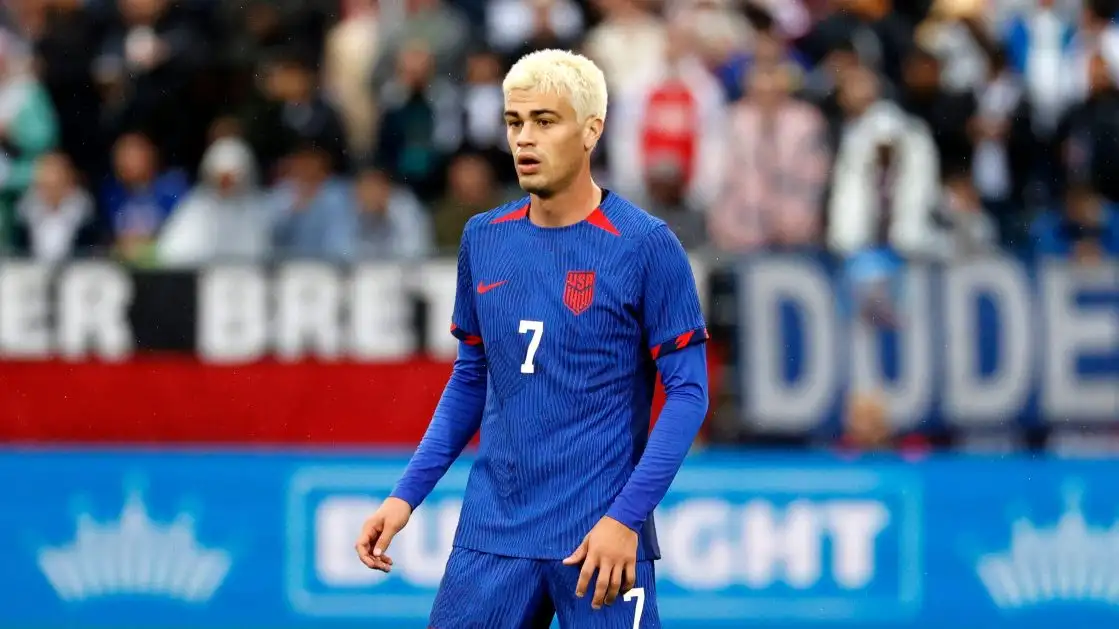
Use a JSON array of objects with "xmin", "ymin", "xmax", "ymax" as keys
[
  {"xmin": 828, "ymin": 65, "xmax": 940, "ymax": 256},
  {"xmin": 489, "ymin": 0, "xmax": 584, "ymax": 67},
  {"xmin": 801, "ymin": 37, "xmax": 863, "ymax": 149},
  {"xmin": 672, "ymin": 0, "xmax": 754, "ymax": 100},
  {"xmin": 268, "ymin": 143, "xmax": 357, "ymax": 261},
  {"xmin": 609, "ymin": 21, "xmax": 725, "ymax": 215},
  {"xmin": 1061, "ymin": 0, "xmax": 1119, "ymax": 114},
  {"xmin": 101, "ymin": 131, "xmax": 188, "ymax": 265},
  {"xmin": 643, "ymin": 159, "xmax": 708, "ymax": 250},
  {"xmin": 695, "ymin": 1, "xmax": 775, "ymax": 102},
  {"xmin": 710, "ymin": 58, "xmax": 829, "ymax": 252},
  {"xmin": 840, "ymin": 391, "xmax": 891, "ymax": 450},
  {"xmin": 245, "ymin": 49, "xmax": 350, "ymax": 178},
  {"xmin": 931, "ymin": 165, "xmax": 1000, "ymax": 258},
  {"xmin": 969, "ymin": 46, "xmax": 1035, "ymax": 248},
  {"xmin": 583, "ymin": 0, "xmax": 667, "ymax": 95},
  {"xmin": 1055, "ymin": 52, "xmax": 1119, "ymax": 203},
  {"xmin": 353, "ymin": 166, "xmax": 433, "ymax": 260},
  {"xmin": 0, "ymin": 29, "xmax": 59, "ymax": 249},
  {"xmin": 374, "ymin": 41, "xmax": 460, "ymax": 202},
  {"xmin": 433, "ymin": 153, "xmax": 508, "ymax": 251},
  {"xmin": 898, "ymin": 46, "xmax": 975, "ymax": 179},
  {"xmin": 1031, "ymin": 182, "xmax": 1119, "ymax": 262},
  {"xmin": 797, "ymin": 0, "xmax": 912, "ymax": 87},
  {"xmin": 23, "ymin": 0, "xmax": 108, "ymax": 178},
  {"xmin": 370, "ymin": 0, "xmax": 471, "ymax": 88},
  {"xmin": 915, "ymin": 0, "xmax": 992, "ymax": 93},
  {"xmin": 219, "ymin": 0, "xmax": 336, "ymax": 76},
  {"xmin": 218, "ymin": 0, "xmax": 288, "ymax": 79},
  {"xmin": 322, "ymin": 0, "xmax": 381, "ymax": 158},
  {"xmin": 838, "ymin": 390, "xmax": 935, "ymax": 457},
  {"xmin": 158, "ymin": 137, "xmax": 271, "ymax": 266},
  {"xmin": 11, "ymin": 152, "xmax": 99, "ymax": 262},
  {"xmin": 457, "ymin": 49, "xmax": 513, "ymax": 185},
  {"xmin": 94, "ymin": 0, "xmax": 207, "ymax": 166},
  {"xmin": 1002, "ymin": 0, "xmax": 1076, "ymax": 137}
]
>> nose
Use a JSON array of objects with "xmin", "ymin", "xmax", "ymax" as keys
[{"xmin": 514, "ymin": 125, "xmax": 536, "ymax": 148}]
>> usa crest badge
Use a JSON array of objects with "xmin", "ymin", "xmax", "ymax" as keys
[{"xmin": 564, "ymin": 271, "xmax": 595, "ymax": 315}]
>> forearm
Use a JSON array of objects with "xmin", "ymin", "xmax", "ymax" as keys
[
  {"xmin": 390, "ymin": 343, "xmax": 487, "ymax": 508},
  {"xmin": 607, "ymin": 345, "xmax": 709, "ymax": 530}
]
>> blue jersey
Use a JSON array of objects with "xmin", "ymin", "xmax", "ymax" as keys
[{"xmin": 446, "ymin": 191, "xmax": 707, "ymax": 561}]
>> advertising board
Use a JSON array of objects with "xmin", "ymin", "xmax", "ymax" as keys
[{"xmin": 2, "ymin": 450, "xmax": 1117, "ymax": 628}]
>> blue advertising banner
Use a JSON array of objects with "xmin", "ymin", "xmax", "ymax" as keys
[
  {"xmin": 735, "ymin": 257, "xmax": 1119, "ymax": 435},
  {"xmin": 1, "ymin": 450, "xmax": 1118, "ymax": 628}
]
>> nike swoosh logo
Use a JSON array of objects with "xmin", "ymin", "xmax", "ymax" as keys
[{"xmin": 477, "ymin": 280, "xmax": 507, "ymax": 294}]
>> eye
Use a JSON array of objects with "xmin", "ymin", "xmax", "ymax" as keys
[
  {"xmin": 506, "ymin": 120, "xmax": 523, "ymax": 129},
  {"xmin": 537, "ymin": 119, "xmax": 553, "ymax": 128}
]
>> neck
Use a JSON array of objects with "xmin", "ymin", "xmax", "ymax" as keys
[{"xmin": 529, "ymin": 172, "xmax": 601, "ymax": 228}]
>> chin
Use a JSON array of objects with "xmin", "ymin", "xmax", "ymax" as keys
[{"xmin": 518, "ymin": 177, "xmax": 555, "ymax": 198}]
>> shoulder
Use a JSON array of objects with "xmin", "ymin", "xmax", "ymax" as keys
[
  {"xmin": 600, "ymin": 192, "xmax": 669, "ymax": 243},
  {"xmin": 459, "ymin": 196, "xmax": 532, "ymax": 246},
  {"xmin": 604, "ymin": 195, "xmax": 692, "ymax": 272},
  {"xmin": 464, "ymin": 196, "xmax": 530, "ymax": 228}
]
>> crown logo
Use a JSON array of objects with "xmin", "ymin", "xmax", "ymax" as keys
[
  {"xmin": 36, "ymin": 487, "xmax": 232, "ymax": 603},
  {"xmin": 976, "ymin": 486, "xmax": 1119, "ymax": 609}
]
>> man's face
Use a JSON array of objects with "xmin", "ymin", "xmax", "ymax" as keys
[
  {"xmin": 504, "ymin": 88, "xmax": 600, "ymax": 198},
  {"xmin": 355, "ymin": 170, "xmax": 391, "ymax": 212},
  {"xmin": 113, "ymin": 135, "xmax": 155, "ymax": 185},
  {"xmin": 904, "ymin": 56, "xmax": 940, "ymax": 93},
  {"xmin": 213, "ymin": 170, "xmax": 241, "ymax": 197},
  {"xmin": 35, "ymin": 156, "xmax": 71, "ymax": 207},
  {"xmin": 266, "ymin": 64, "xmax": 311, "ymax": 102}
]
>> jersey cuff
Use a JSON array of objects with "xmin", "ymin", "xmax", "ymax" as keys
[
  {"xmin": 450, "ymin": 322, "xmax": 483, "ymax": 346},
  {"xmin": 649, "ymin": 326, "xmax": 708, "ymax": 360}
]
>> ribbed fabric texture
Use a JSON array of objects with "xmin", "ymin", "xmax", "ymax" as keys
[
  {"xmin": 399, "ymin": 191, "xmax": 708, "ymax": 561},
  {"xmin": 429, "ymin": 546, "xmax": 661, "ymax": 628},
  {"xmin": 606, "ymin": 345, "xmax": 708, "ymax": 530},
  {"xmin": 391, "ymin": 342, "xmax": 487, "ymax": 509}
]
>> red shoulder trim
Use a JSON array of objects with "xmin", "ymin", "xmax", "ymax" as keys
[
  {"xmin": 491, "ymin": 203, "xmax": 529, "ymax": 224},
  {"xmin": 586, "ymin": 207, "xmax": 620, "ymax": 236}
]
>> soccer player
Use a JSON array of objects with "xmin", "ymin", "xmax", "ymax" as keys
[{"xmin": 355, "ymin": 49, "xmax": 709, "ymax": 628}]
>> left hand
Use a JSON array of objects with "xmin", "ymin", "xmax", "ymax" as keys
[{"xmin": 562, "ymin": 516, "xmax": 638, "ymax": 609}]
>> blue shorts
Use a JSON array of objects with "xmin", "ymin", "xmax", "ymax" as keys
[{"xmin": 429, "ymin": 546, "xmax": 661, "ymax": 629}]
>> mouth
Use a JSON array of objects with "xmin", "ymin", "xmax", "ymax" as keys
[{"xmin": 516, "ymin": 155, "xmax": 541, "ymax": 174}]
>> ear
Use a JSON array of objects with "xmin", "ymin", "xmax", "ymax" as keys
[{"xmin": 583, "ymin": 117, "xmax": 604, "ymax": 152}]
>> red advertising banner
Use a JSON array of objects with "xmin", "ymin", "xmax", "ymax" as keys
[{"xmin": 0, "ymin": 351, "xmax": 722, "ymax": 445}]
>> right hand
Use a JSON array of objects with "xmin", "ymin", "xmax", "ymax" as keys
[{"xmin": 355, "ymin": 497, "xmax": 413, "ymax": 572}]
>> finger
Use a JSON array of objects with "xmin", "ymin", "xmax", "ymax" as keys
[
  {"xmin": 356, "ymin": 540, "xmax": 392, "ymax": 569},
  {"xmin": 357, "ymin": 551, "xmax": 378, "ymax": 569},
  {"xmin": 622, "ymin": 560, "xmax": 637, "ymax": 593},
  {"xmin": 373, "ymin": 524, "xmax": 400, "ymax": 558},
  {"xmin": 604, "ymin": 563, "xmax": 623, "ymax": 606},
  {"xmin": 357, "ymin": 519, "xmax": 383, "ymax": 552},
  {"xmin": 355, "ymin": 537, "xmax": 377, "ymax": 566},
  {"xmin": 360, "ymin": 554, "xmax": 393, "ymax": 572},
  {"xmin": 591, "ymin": 558, "xmax": 612, "ymax": 609},
  {"xmin": 575, "ymin": 554, "xmax": 597, "ymax": 598},
  {"xmin": 562, "ymin": 539, "xmax": 589, "ymax": 566}
]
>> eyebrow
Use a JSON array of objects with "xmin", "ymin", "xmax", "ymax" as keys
[{"xmin": 503, "ymin": 109, "xmax": 562, "ymax": 118}]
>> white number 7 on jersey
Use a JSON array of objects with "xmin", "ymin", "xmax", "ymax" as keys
[
  {"xmin": 518, "ymin": 319, "xmax": 543, "ymax": 374},
  {"xmin": 624, "ymin": 587, "xmax": 645, "ymax": 628}
]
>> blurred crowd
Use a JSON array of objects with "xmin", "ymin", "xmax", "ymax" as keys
[{"xmin": 0, "ymin": 0, "xmax": 1117, "ymax": 267}]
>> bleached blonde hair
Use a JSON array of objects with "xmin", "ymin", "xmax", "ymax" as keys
[{"xmin": 502, "ymin": 49, "xmax": 608, "ymax": 123}]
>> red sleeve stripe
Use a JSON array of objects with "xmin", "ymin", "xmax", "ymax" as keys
[
  {"xmin": 650, "ymin": 327, "xmax": 708, "ymax": 360},
  {"xmin": 450, "ymin": 323, "xmax": 483, "ymax": 346}
]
